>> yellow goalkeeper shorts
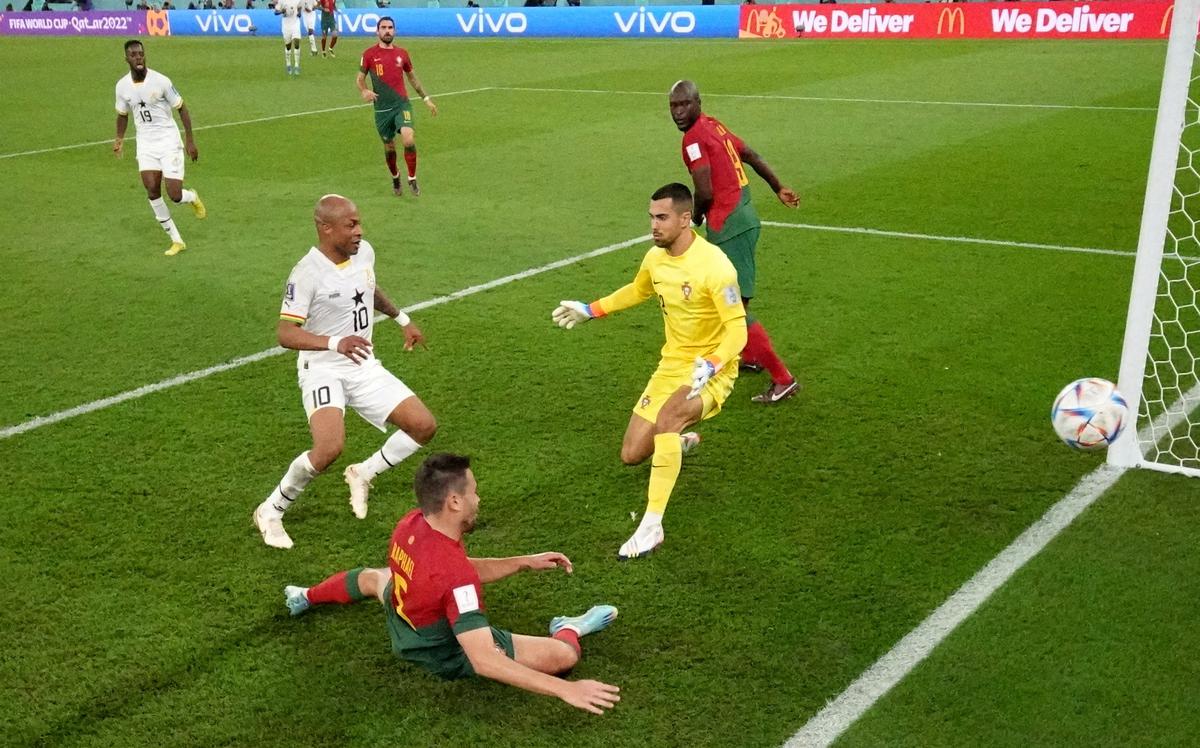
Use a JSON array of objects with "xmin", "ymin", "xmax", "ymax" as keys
[{"xmin": 632, "ymin": 361, "xmax": 738, "ymax": 424}]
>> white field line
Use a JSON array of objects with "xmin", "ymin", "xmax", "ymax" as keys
[
  {"xmin": 762, "ymin": 221, "xmax": 1135, "ymax": 258},
  {"xmin": 0, "ymin": 86, "xmax": 494, "ymax": 161},
  {"xmin": 0, "ymin": 233, "xmax": 648, "ymax": 441},
  {"xmin": 493, "ymin": 85, "xmax": 1156, "ymax": 113},
  {"xmin": 785, "ymin": 381, "xmax": 1200, "ymax": 748}
]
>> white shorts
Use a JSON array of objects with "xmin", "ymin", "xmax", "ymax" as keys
[
  {"xmin": 135, "ymin": 137, "xmax": 185, "ymax": 179},
  {"xmin": 282, "ymin": 19, "xmax": 302, "ymax": 42},
  {"xmin": 299, "ymin": 360, "xmax": 415, "ymax": 432},
  {"xmin": 302, "ymin": 10, "xmax": 315, "ymax": 31}
]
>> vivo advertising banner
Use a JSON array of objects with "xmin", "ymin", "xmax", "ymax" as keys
[
  {"xmin": 739, "ymin": 1, "xmax": 1180, "ymax": 40},
  {"xmin": 0, "ymin": 6, "xmax": 736, "ymax": 38}
]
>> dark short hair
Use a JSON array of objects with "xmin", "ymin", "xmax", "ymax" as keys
[
  {"xmin": 378, "ymin": 15, "xmax": 394, "ymax": 26},
  {"xmin": 124, "ymin": 39, "xmax": 143, "ymax": 52},
  {"xmin": 413, "ymin": 453, "xmax": 471, "ymax": 514},
  {"xmin": 651, "ymin": 182, "xmax": 693, "ymax": 213}
]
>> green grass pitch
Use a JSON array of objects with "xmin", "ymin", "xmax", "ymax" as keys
[{"xmin": 2, "ymin": 35, "xmax": 1199, "ymax": 747}]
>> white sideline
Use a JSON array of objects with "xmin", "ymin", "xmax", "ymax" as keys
[
  {"xmin": 493, "ymin": 85, "xmax": 1156, "ymax": 113},
  {"xmin": 0, "ymin": 233, "xmax": 649, "ymax": 441},
  {"xmin": 0, "ymin": 86, "xmax": 494, "ymax": 161},
  {"xmin": 762, "ymin": 221, "xmax": 1134, "ymax": 257},
  {"xmin": 785, "ymin": 382, "xmax": 1200, "ymax": 748}
]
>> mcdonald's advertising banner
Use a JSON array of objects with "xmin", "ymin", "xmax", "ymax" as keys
[{"xmin": 739, "ymin": 1, "xmax": 1181, "ymax": 40}]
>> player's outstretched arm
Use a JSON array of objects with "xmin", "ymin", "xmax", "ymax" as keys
[
  {"xmin": 276, "ymin": 320, "xmax": 372, "ymax": 364},
  {"xmin": 114, "ymin": 113, "xmax": 128, "ymax": 158},
  {"xmin": 469, "ymin": 552, "xmax": 572, "ymax": 583},
  {"xmin": 554, "ymin": 270, "xmax": 655, "ymax": 329},
  {"xmin": 178, "ymin": 103, "xmax": 198, "ymax": 162},
  {"xmin": 740, "ymin": 144, "xmax": 799, "ymax": 208},
  {"xmin": 457, "ymin": 628, "xmax": 620, "ymax": 715},
  {"xmin": 374, "ymin": 287, "xmax": 425, "ymax": 350}
]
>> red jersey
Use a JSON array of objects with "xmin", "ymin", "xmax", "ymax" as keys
[
  {"xmin": 317, "ymin": 0, "xmax": 334, "ymax": 12},
  {"xmin": 680, "ymin": 114, "xmax": 753, "ymax": 235},
  {"xmin": 360, "ymin": 44, "xmax": 412, "ymax": 105},
  {"xmin": 387, "ymin": 508, "xmax": 488, "ymax": 637}
]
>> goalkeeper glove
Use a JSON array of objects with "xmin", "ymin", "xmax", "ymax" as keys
[
  {"xmin": 688, "ymin": 357, "xmax": 718, "ymax": 400},
  {"xmin": 552, "ymin": 300, "xmax": 594, "ymax": 330}
]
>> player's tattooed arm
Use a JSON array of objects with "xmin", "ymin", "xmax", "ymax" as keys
[
  {"xmin": 740, "ymin": 144, "xmax": 799, "ymax": 208},
  {"xmin": 406, "ymin": 70, "xmax": 437, "ymax": 116},
  {"xmin": 373, "ymin": 286, "xmax": 401, "ymax": 318}
]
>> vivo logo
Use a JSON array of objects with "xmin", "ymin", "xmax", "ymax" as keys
[
  {"xmin": 339, "ymin": 12, "xmax": 379, "ymax": 33},
  {"xmin": 455, "ymin": 9, "xmax": 528, "ymax": 34},
  {"xmin": 613, "ymin": 6, "xmax": 696, "ymax": 34},
  {"xmin": 195, "ymin": 11, "xmax": 255, "ymax": 33}
]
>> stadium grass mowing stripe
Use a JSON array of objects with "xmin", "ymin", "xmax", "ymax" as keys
[
  {"xmin": 0, "ymin": 233, "xmax": 648, "ymax": 441},
  {"xmin": 786, "ymin": 383, "xmax": 1200, "ymax": 748},
  {"xmin": 493, "ymin": 86, "xmax": 1157, "ymax": 113},
  {"xmin": 762, "ymin": 221, "xmax": 1135, "ymax": 257},
  {"xmin": 0, "ymin": 224, "xmax": 1132, "ymax": 442},
  {"xmin": 0, "ymin": 86, "xmax": 494, "ymax": 161}
]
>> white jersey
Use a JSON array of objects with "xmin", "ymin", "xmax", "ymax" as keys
[
  {"xmin": 280, "ymin": 241, "xmax": 378, "ymax": 373},
  {"xmin": 114, "ymin": 68, "xmax": 183, "ymax": 149},
  {"xmin": 301, "ymin": 0, "xmax": 316, "ymax": 16},
  {"xmin": 276, "ymin": 0, "xmax": 301, "ymax": 20}
]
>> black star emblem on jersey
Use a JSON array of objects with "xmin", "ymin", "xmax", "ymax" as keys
[
  {"xmin": 352, "ymin": 289, "xmax": 366, "ymax": 306},
  {"xmin": 137, "ymin": 99, "xmax": 147, "ymax": 108}
]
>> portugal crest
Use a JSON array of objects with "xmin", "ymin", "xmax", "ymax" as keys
[{"xmin": 681, "ymin": 281, "xmax": 692, "ymax": 301}]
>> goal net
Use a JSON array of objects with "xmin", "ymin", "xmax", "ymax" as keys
[{"xmin": 1111, "ymin": 0, "xmax": 1200, "ymax": 477}]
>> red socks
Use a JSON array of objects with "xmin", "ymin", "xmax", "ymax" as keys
[
  {"xmin": 306, "ymin": 568, "xmax": 366, "ymax": 605},
  {"xmin": 552, "ymin": 628, "xmax": 581, "ymax": 656},
  {"xmin": 385, "ymin": 150, "xmax": 399, "ymax": 178},
  {"xmin": 403, "ymin": 147, "xmax": 417, "ymax": 179},
  {"xmin": 745, "ymin": 321, "xmax": 793, "ymax": 386}
]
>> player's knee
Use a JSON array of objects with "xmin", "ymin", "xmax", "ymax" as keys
[
  {"xmin": 552, "ymin": 642, "xmax": 581, "ymax": 674},
  {"xmin": 309, "ymin": 441, "xmax": 343, "ymax": 471},
  {"xmin": 146, "ymin": 187, "xmax": 162, "ymax": 200},
  {"xmin": 620, "ymin": 445, "xmax": 648, "ymax": 466},
  {"xmin": 409, "ymin": 415, "xmax": 437, "ymax": 445}
]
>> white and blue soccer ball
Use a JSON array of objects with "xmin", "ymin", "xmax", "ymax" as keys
[{"xmin": 1051, "ymin": 377, "xmax": 1128, "ymax": 451}]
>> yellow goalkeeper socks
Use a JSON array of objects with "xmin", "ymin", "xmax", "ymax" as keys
[{"xmin": 646, "ymin": 432, "xmax": 683, "ymax": 516}]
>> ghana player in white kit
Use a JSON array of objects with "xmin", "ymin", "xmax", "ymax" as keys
[
  {"xmin": 276, "ymin": 0, "xmax": 304, "ymax": 76},
  {"xmin": 113, "ymin": 40, "xmax": 206, "ymax": 257},
  {"xmin": 300, "ymin": 0, "xmax": 319, "ymax": 57},
  {"xmin": 254, "ymin": 195, "xmax": 437, "ymax": 550}
]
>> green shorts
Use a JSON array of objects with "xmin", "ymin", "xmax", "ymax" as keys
[
  {"xmin": 374, "ymin": 100, "xmax": 414, "ymax": 142},
  {"xmin": 715, "ymin": 225, "xmax": 760, "ymax": 299},
  {"xmin": 320, "ymin": 11, "xmax": 336, "ymax": 33},
  {"xmin": 383, "ymin": 582, "xmax": 515, "ymax": 681}
]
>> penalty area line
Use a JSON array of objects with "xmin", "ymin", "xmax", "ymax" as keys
[
  {"xmin": 0, "ymin": 86, "xmax": 495, "ymax": 161},
  {"xmin": 763, "ymin": 221, "xmax": 1135, "ymax": 257},
  {"xmin": 0, "ymin": 231, "xmax": 649, "ymax": 441}
]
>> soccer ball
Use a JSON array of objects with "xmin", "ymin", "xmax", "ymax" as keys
[{"xmin": 1050, "ymin": 378, "xmax": 1128, "ymax": 451}]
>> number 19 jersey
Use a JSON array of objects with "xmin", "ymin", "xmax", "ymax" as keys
[{"xmin": 280, "ymin": 240, "xmax": 378, "ymax": 373}]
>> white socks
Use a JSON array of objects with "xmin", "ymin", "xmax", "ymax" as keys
[
  {"xmin": 179, "ymin": 188, "xmax": 196, "ymax": 205},
  {"xmin": 263, "ymin": 452, "xmax": 320, "ymax": 518},
  {"xmin": 638, "ymin": 510, "xmax": 663, "ymax": 531},
  {"xmin": 149, "ymin": 197, "xmax": 182, "ymax": 242},
  {"xmin": 358, "ymin": 430, "xmax": 422, "ymax": 482}
]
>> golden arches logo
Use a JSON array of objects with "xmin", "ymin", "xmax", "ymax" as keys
[
  {"xmin": 936, "ymin": 6, "xmax": 964, "ymax": 35},
  {"xmin": 744, "ymin": 8, "xmax": 787, "ymax": 39},
  {"xmin": 146, "ymin": 8, "xmax": 170, "ymax": 36},
  {"xmin": 1161, "ymin": 4, "xmax": 1174, "ymax": 35}
]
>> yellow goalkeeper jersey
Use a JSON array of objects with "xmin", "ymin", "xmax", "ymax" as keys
[{"xmin": 594, "ymin": 231, "xmax": 746, "ymax": 367}]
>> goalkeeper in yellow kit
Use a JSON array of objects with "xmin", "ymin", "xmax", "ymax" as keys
[{"xmin": 552, "ymin": 183, "xmax": 747, "ymax": 559}]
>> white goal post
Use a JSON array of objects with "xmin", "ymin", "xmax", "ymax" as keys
[{"xmin": 1110, "ymin": 0, "xmax": 1200, "ymax": 476}]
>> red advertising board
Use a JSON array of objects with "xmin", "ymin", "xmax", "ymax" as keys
[{"xmin": 739, "ymin": 2, "xmax": 1179, "ymax": 40}]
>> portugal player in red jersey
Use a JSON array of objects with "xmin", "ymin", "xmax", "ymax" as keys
[
  {"xmin": 670, "ymin": 80, "xmax": 802, "ymax": 404},
  {"xmin": 281, "ymin": 453, "xmax": 622, "ymax": 715},
  {"xmin": 356, "ymin": 17, "xmax": 437, "ymax": 197}
]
